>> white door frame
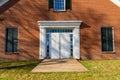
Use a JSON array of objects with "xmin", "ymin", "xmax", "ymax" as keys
[{"xmin": 38, "ymin": 21, "xmax": 82, "ymax": 59}]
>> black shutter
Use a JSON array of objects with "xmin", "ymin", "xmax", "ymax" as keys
[
  {"xmin": 6, "ymin": 28, "xmax": 13, "ymax": 52},
  {"xmin": 101, "ymin": 28, "xmax": 107, "ymax": 51},
  {"xmin": 49, "ymin": 0, "xmax": 54, "ymax": 9},
  {"xmin": 101, "ymin": 27, "xmax": 113, "ymax": 52},
  {"xmin": 66, "ymin": 0, "xmax": 72, "ymax": 10},
  {"xmin": 107, "ymin": 27, "xmax": 113, "ymax": 51},
  {"xmin": 13, "ymin": 28, "xmax": 18, "ymax": 52},
  {"xmin": 6, "ymin": 28, "xmax": 18, "ymax": 53}
]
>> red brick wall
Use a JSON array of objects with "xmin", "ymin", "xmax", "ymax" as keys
[{"xmin": 0, "ymin": 0, "xmax": 120, "ymax": 60}]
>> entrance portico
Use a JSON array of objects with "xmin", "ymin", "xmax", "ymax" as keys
[{"xmin": 38, "ymin": 21, "xmax": 82, "ymax": 59}]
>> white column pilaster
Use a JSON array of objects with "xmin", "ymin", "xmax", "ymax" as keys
[
  {"xmin": 40, "ymin": 28, "xmax": 46, "ymax": 59},
  {"xmin": 73, "ymin": 27, "xmax": 80, "ymax": 59}
]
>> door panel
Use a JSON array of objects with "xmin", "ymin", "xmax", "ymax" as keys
[
  {"xmin": 50, "ymin": 33, "xmax": 60, "ymax": 59},
  {"xmin": 60, "ymin": 33, "xmax": 71, "ymax": 58}
]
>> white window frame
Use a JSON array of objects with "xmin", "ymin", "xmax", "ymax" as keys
[
  {"xmin": 0, "ymin": 0, "xmax": 9, "ymax": 7},
  {"xmin": 54, "ymin": 0, "xmax": 66, "ymax": 11}
]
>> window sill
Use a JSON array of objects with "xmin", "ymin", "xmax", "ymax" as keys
[
  {"xmin": 49, "ymin": 9, "xmax": 71, "ymax": 12},
  {"xmin": 54, "ymin": 9, "xmax": 66, "ymax": 12},
  {"xmin": 5, "ymin": 52, "xmax": 19, "ymax": 55},
  {"xmin": 102, "ymin": 51, "xmax": 115, "ymax": 54}
]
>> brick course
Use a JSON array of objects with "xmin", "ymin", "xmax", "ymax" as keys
[{"xmin": 0, "ymin": 0, "xmax": 120, "ymax": 60}]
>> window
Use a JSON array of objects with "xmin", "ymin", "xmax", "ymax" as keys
[
  {"xmin": 46, "ymin": 29, "xmax": 72, "ymax": 33},
  {"xmin": 101, "ymin": 27, "xmax": 114, "ymax": 52},
  {"xmin": 5, "ymin": 28, "xmax": 18, "ymax": 53},
  {"xmin": 0, "ymin": 0, "xmax": 9, "ymax": 7},
  {"xmin": 70, "ymin": 34, "xmax": 73, "ymax": 56},
  {"xmin": 54, "ymin": 0, "xmax": 65, "ymax": 11},
  {"xmin": 46, "ymin": 34, "xmax": 50, "ymax": 58},
  {"xmin": 49, "ymin": 0, "xmax": 71, "ymax": 11}
]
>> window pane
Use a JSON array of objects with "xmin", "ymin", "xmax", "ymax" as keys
[
  {"xmin": 46, "ymin": 29, "xmax": 73, "ymax": 33},
  {"xmin": 70, "ymin": 34, "xmax": 73, "ymax": 56},
  {"xmin": 46, "ymin": 34, "xmax": 50, "ymax": 58},
  {"xmin": 54, "ymin": 0, "xmax": 65, "ymax": 11}
]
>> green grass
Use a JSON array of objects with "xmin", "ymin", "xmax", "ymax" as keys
[{"xmin": 0, "ymin": 60, "xmax": 120, "ymax": 80}]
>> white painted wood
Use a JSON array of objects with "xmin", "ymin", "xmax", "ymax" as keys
[
  {"xmin": 73, "ymin": 27, "xmax": 80, "ymax": 59},
  {"xmin": 39, "ymin": 28, "xmax": 46, "ymax": 59},
  {"xmin": 110, "ymin": 0, "xmax": 120, "ymax": 7},
  {"xmin": 60, "ymin": 33, "xmax": 71, "ymax": 58},
  {"xmin": 50, "ymin": 33, "xmax": 60, "ymax": 59},
  {"xmin": 38, "ymin": 21, "xmax": 82, "ymax": 28},
  {"xmin": 38, "ymin": 21, "xmax": 82, "ymax": 59}
]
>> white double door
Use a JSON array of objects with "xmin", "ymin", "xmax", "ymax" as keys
[{"xmin": 49, "ymin": 33, "xmax": 71, "ymax": 59}]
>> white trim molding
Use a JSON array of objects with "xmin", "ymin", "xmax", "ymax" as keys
[
  {"xmin": 38, "ymin": 21, "xmax": 82, "ymax": 28},
  {"xmin": 110, "ymin": 0, "xmax": 120, "ymax": 7},
  {"xmin": 0, "ymin": 0, "xmax": 9, "ymax": 7},
  {"xmin": 38, "ymin": 21, "xmax": 82, "ymax": 59}
]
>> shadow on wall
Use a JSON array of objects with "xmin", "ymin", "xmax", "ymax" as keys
[
  {"xmin": 80, "ymin": 22, "xmax": 92, "ymax": 60},
  {"xmin": 0, "ymin": 0, "xmax": 20, "ymax": 14},
  {"xmin": 85, "ymin": 8, "xmax": 107, "ymax": 25},
  {"xmin": 80, "ymin": 22, "xmax": 91, "ymax": 29},
  {"xmin": 0, "ymin": 0, "xmax": 41, "ymax": 60},
  {"xmin": 75, "ymin": 7, "xmax": 107, "ymax": 60},
  {"xmin": 0, "ymin": 1, "xmax": 108, "ymax": 60},
  {"xmin": 80, "ymin": 22, "xmax": 101, "ymax": 60},
  {"xmin": 71, "ymin": 8, "xmax": 107, "ymax": 26}
]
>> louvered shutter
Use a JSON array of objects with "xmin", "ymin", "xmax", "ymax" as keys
[
  {"xmin": 6, "ymin": 28, "xmax": 13, "ymax": 52},
  {"xmin": 101, "ymin": 28, "xmax": 107, "ymax": 51},
  {"xmin": 107, "ymin": 27, "xmax": 113, "ymax": 51},
  {"xmin": 13, "ymin": 28, "xmax": 18, "ymax": 52},
  {"xmin": 101, "ymin": 27, "xmax": 113, "ymax": 52},
  {"xmin": 6, "ymin": 28, "xmax": 18, "ymax": 53},
  {"xmin": 66, "ymin": 0, "xmax": 71, "ymax": 10},
  {"xmin": 49, "ymin": 0, "xmax": 54, "ymax": 9}
]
